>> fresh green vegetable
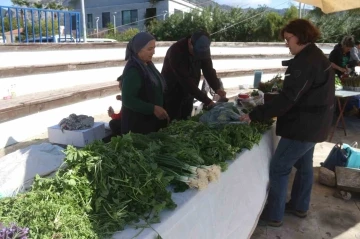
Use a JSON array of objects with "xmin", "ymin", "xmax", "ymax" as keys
[
  {"xmin": 161, "ymin": 121, "xmax": 236, "ymax": 170},
  {"xmin": 74, "ymin": 135, "xmax": 176, "ymax": 235},
  {"xmin": 0, "ymin": 109, "xmax": 274, "ymax": 238},
  {"xmin": 335, "ymin": 76, "xmax": 342, "ymax": 86},
  {"xmin": 0, "ymin": 173, "xmax": 97, "ymax": 239},
  {"xmin": 258, "ymin": 74, "xmax": 284, "ymax": 93},
  {"xmin": 251, "ymin": 90, "xmax": 260, "ymax": 97}
]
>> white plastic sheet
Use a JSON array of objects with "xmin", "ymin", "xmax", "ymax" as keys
[
  {"xmin": 0, "ymin": 143, "xmax": 65, "ymax": 198},
  {"xmin": 113, "ymin": 127, "xmax": 277, "ymax": 239}
]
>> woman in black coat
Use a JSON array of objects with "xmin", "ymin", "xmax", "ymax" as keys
[{"xmin": 241, "ymin": 19, "xmax": 335, "ymax": 227}]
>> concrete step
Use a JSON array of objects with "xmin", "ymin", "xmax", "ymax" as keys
[
  {"xmin": 0, "ymin": 81, "xmax": 119, "ymax": 124},
  {"xmin": 0, "ymin": 54, "xmax": 293, "ymax": 78},
  {"xmin": 0, "ymin": 44, "xmax": 333, "ymax": 68},
  {"xmin": 0, "ymin": 63, "xmax": 285, "ymax": 98},
  {"xmin": 0, "ymin": 41, "xmax": 336, "ymax": 52},
  {"xmin": 0, "ymin": 69, "xmax": 285, "ymax": 123},
  {"xmin": 1, "ymin": 66, "xmax": 122, "ymax": 98}
]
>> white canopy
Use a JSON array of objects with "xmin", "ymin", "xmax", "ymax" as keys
[{"xmin": 295, "ymin": 0, "xmax": 360, "ymax": 13}]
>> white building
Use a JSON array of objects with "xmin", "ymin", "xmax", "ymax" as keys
[{"xmin": 73, "ymin": 0, "xmax": 205, "ymax": 35}]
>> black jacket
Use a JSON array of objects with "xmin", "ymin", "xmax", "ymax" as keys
[
  {"xmin": 161, "ymin": 37, "xmax": 221, "ymax": 106},
  {"xmin": 250, "ymin": 44, "xmax": 335, "ymax": 143}
]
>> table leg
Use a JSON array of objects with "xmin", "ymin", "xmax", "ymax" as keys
[
  {"xmin": 329, "ymin": 97, "xmax": 349, "ymax": 142},
  {"xmin": 339, "ymin": 98, "xmax": 348, "ymax": 136}
]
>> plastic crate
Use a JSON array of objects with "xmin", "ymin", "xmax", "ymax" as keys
[{"xmin": 344, "ymin": 144, "xmax": 360, "ymax": 169}]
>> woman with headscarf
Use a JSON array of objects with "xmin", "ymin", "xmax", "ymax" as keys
[{"xmin": 121, "ymin": 32, "xmax": 169, "ymax": 135}]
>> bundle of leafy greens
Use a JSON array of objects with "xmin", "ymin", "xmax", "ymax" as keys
[{"xmin": 0, "ymin": 111, "xmax": 273, "ymax": 238}]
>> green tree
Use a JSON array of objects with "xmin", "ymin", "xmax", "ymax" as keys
[
  {"xmin": 105, "ymin": 28, "xmax": 139, "ymax": 42},
  {"xmin": 283, "ymin": 6, "xmax": 298, "ymax": 22},
  {"xmin": 307, "ymin": 8, "xmax": 360, "ymax": 42},
  {"xmin": 32, "ymin": 2, "xmax": 44, "ymax": 8},
  {"xmin": 46, "ymin": 2, "xmax": 65, "ymax": 10},
  {"xmin": 23, "ymin": 19, "xmax": 59, "ymax": 39},
  {"xmin": 0, "ymin": 17, "xmax": 24, "ymax": 33},
  {"xmin": 148, "ymin": 12, "xmax": 185, "ymax": 40},
  {"xmin": 11, "ymin": 0, "xmax": 67, "ymax": 10},
  {"xmin": 260, "ymin": 12, "xmax": 283, "ymax": 41},
  {"xmin": 147, "ymin": 5, "xmax": 360, "ymax": 43},
  {"xmin": 11, "ymin": 0, "xmax": 31, "ymax": 7}
]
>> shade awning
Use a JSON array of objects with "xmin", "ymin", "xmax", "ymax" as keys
[{"xmin": 294, "ymin": 0, "xmax": 360, "ymax": 13}]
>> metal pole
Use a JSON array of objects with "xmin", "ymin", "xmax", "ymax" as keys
[
  {"xmin": 298, "ymin": 2, "xmax": 302, "ymax": 18},
  {"xmin": 96, "ymin": 17, "xmax": 99, "ymax": 38},
  {"xmin": 80, "ymin": 0, "xmax": 87, "ymax": 42},
  {"xmin": 113, "ymin": 12, "xmax": 116, "ymax": 35},
  {"xmin": 302, "ymin": 3, "xmax": 306, "ymax": 17}
]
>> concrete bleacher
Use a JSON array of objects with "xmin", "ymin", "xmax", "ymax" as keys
[{"xmin": 0, "ymin": 42, "xmax": 335, "ymax": 148}]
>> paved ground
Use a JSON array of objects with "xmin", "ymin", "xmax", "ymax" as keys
[
  {"xmin": 1, "ymin": 114, "xmax": 360, "ymax": 239},
  {"xmin": 251, "ymin": 116, "xmax": 360, "ymax": 239}
]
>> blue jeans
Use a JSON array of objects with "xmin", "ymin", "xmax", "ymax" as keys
[{"xmin": 267, "ymin": 138, "xmax": 316, "ymax": 222}]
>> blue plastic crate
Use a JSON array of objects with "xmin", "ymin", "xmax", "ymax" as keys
[
  {"xmin": 254, "ymin": 71, "xmax": 263, "ymax": 88},
  {"xmin": 344, "ymin": 144, "xmax": 360, "ymax": 169}
]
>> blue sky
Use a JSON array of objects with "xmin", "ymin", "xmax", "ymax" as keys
[
  {"xmin": 1, "ymin": 0, "xmax": 300, "ymax": 9},
  {"xmin": 1, "ymin": 0, "xmax": 12, "ymax": 7}
]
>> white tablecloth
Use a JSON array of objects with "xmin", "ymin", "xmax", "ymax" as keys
[
  {"xmin": 335, "ymin": 90, "xmax": 360, "ymax": 98},
  {"xmin": 0, "ymin": 143, "xmax": 64, "ymax": 198},
  {"xmin": 113, "ymin": 127, "xmax": 278, "ymax": 239}
]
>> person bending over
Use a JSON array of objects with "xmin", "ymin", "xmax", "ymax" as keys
[{"xmin": 161, "ymin": 30, "xmax": 226, "ymax": 121}]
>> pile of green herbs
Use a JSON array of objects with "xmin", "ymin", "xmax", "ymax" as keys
[{"xmin": 0, "ymin": 116, "xmax": 273, "ymax": 238}]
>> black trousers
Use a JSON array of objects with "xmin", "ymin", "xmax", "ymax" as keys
[
  {"xmin": 165, "ymin": 97, "xmax": 194, "ymax": 122},
  {"xmin": 109, "ymin": 119, "xmax": 122, "ymax": 136}
]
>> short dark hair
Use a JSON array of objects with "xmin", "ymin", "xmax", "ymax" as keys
[
  {"xmin": 354, "ymin": 40, "xmax": 360, "ymax": 45},
  {"xmin": 341, "ymin": 36, "xmax": 355, "ymax": 48},
  {"xmin": 280, "ymin": 19, "xmax": 320, "ymax": 44}
]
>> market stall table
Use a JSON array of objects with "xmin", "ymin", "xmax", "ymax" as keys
[
  {"xmin": 113, "ymin": 126, "xmax": 278, "ymax": 239},
  {"xmin": 329, "ymin": 90, "xmax": 360, "ymax": 142}
]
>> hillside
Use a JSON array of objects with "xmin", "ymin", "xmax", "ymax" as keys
[{"xmin": 9, "ymin": 0, "xmax": 308, "ymax": 15}]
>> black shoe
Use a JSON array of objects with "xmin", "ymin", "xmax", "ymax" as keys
[
  {"xmin": 285, "ymin": 203, "xmax": 308, "ymax": 218},
  {"xmin": 258, "ymin": 208, "xmax": 283, "ymax": 227}
]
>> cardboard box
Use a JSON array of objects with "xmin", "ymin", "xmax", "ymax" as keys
[{"xmin": 48, "ymin": 122, "xmax": 105, "ymax": 147}]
